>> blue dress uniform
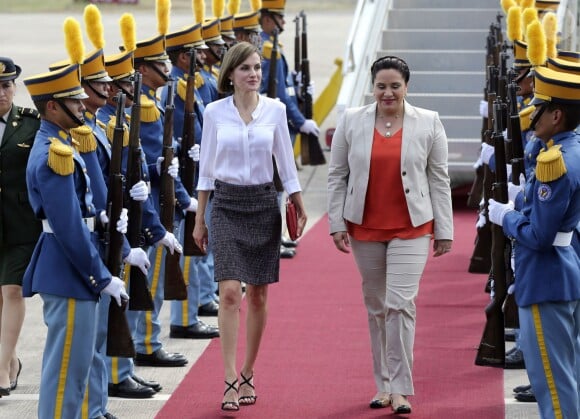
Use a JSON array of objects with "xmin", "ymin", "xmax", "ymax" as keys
[
  {"xmin": 97, "ymin": 102, "xmax": 168, "ymax": 386},
  {"xmin": 135, "ymin": 83, "xmax": 192, "ymax": 355},
  {"xmin": 24, "ymin": 118, "xmax": 112, "ymax": 419},
  {"xmin": 260, "ymin": 31, "xmax": 305, "ymax": 142},
  {"xmin": 497, "ymin": 66, "xmax": 580, "ymax": 419}
]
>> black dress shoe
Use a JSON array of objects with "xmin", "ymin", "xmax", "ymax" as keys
[
  {"xmin": 505, "ymin": 329, "xmax": 516, "ymax": 342},
  {"xmin": 104, "ymin": 414, "xmax": 118, "ymax": 419},
  {"xmin": 505, "ymin": 348, "xmax": 525, "ymax": 369},
  {"xmin": 108, "ymin": 376, "xmax": 155, "ymax": 398},
  {"xmin": 513, "ymin": 383, "xmax": 532, "ymax": 394},
  {"xmin": 170, "ymin": 321, "xmax": 219, "ymax": 339},
  {"xmin": 134, "ymin": 348, "xmax": 188, "ymax": 367},
  {"xmin": 281, "ymin": 237, "xmax": 298, "ymax": 248},
  {"xmin": 515, "ymin": 389, "xmax": 536, "ymax": 402},
  {"xmin": 10, "ymin": 358, "xmax": 22, "ymax": 391},
  {"xmin": 280, "ymin": 246, "xmax": 295, "ymax": 259},
  {"xmin": 131, "ymin": 374, "xmax": 162, "ymax": 392},
  {"xmin": 198, "ymin": 300, "xmax": 219, "ymax": 316},
  {"xmin": 0, "ymin": 386, "xmax": 9, "ymax": 397}
]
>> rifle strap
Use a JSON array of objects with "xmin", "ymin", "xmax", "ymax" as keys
[{"xmin": 70, "ymin": 125, "xmax": 97, "ymax": 153}]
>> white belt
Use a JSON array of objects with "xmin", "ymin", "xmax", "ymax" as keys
[
  {"xmin": 42, "ymin": 217, "xmax": 95, "ymax": 233},
  {"xmin": 553, "ymin": 231, "xmax": 573, "ymax": 247}
]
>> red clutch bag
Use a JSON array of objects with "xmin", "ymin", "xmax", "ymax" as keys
[{"xmin": 285, "ymin": 199, "xmax": 299, "ymax": 241}]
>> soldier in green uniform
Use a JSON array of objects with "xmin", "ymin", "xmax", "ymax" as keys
[{"xmin": 0, "ymin": 56, "xmax": 41, "ymax": 394}]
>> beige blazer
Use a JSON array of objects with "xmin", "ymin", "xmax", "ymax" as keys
[{"xmin": 327, "ymin": 101, "xmax": 453, "ymax": 241}]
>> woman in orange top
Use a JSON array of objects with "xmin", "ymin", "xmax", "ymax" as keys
[{"xmin": 327, "ymin": 56, "xmax": 453, "ymax": 414}]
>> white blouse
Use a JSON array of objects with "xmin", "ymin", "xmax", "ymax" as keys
[{"xmin": 197, "ymin": 95, "xmax": 302, "ymax": 195}]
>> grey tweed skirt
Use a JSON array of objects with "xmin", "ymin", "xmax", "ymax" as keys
[{"xmin": 210, "ymin": 180, "xmax": 281, "ymax": 285}]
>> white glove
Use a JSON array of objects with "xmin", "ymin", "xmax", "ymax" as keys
[
  {"xmin": 157, "ymin": 231, "xmax": 183, "ymax": 255},
  {"xmin": 506, "ymin": 164, "xmax": 512, "ymax": 181},
  {"xmin": 99, "ymin": 210, "xmax": 109, "ymax": 228},
  {"xmin": 129, "ymin": 180, "xmax": 149, "ymax": 202},
  {"xmin": 188, "ymin": 144, "xmax": 200, "ymax": 162},
  {"xmin": 476, "ymin": 212, "xmax": 486, "ymax": 229},
  {"xmin": 306, "ymin": 81, "xmax": 315, "ymax": 97},
  {"xmin": 293, "ymin": 70, "xmax": 302, "ymax": 86},
  {"xmin": 480, "ymin": 143, "xmax": 495, "ymax": 165},
  {"xmin": 186, "ymin": 197, "xmax": 198, "ymax": 212},
  {"xmin": 508, "ymin": 174, "xmax": 526, "ymax": 202},
  {"xmin": 124, "ymin": 247, "xmax": 150, "ymax": 275},
  {"xmin": 479, "ymin": 100, "xmax": 488, "ymax": 118},
  {"xmin": 102, "ymin": 276, "xmax": 129, "ymax": 307},
  {"xmin": 156, "ymin": 156, "xmax": 180, "ymax": 179},
  {"xmin": 299, "ymin": 119, "xmax": 320, "ymax": 137},
  {"xmin": 488, "ymin": 199, "xmax": 514, "ymax": 226},
  {"xmin": 116, "ymin": 208, "xmax": 128, "ymax": 234}
]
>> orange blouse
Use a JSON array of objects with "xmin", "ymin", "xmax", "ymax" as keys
[{"xmin": 347, "ymin": 128, "xmax": 434, "ymax": 241}]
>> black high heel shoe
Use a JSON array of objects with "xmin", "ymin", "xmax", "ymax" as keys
[
  {"xmin": 10, "ymin": 358, "xmax": 22, "ymax": 391},
  {"xmin": 239, "ymin": 372, "xmax": 257, "ymax": 405},
  {"xmin": 221, "ymin": 379, "xmax": 239, "ymax": 411}
]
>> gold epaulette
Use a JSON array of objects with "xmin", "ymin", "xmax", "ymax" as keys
[
  {"xmin": 211, "ymin": 67, "xmax": 220, "ymax": 79},
  {"xmin": 195, "ymin": 72, "xmax": 204, "ymax": 88},
  {"xmin": 106, "ymin": 117, "xmax": 130, "ymax": 147},
  {"xmin": 262, "ymin": 41, "xmax": 281, "ymax": 60},
  {"xmin": 48, "ymin": 138, "xmax": 75, "ymax": 176},
  {"xmin": 70, "ymin": 125, "xmax": 97, "ymax": 153},
  {"xmin": 519, "ymin": 105, "xmax": 535, "ymax": 132},
  {"xmin": 177, "ymin": 78, "xmax": 188, "ymax": 102},
  {"xmin": 536, "ymin": 144, "xmax": 567, "ymax": 182},
  {"xmin": 140, "ymin": 94, "xmax": 161, "ymax": 122}
]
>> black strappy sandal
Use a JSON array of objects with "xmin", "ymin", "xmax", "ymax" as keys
[
  {"xmin": 221, "ymin": 379, "xmax": 239, "ymax": 411},
  {"xmin": 238, "ymin": 372, "xmax": 257, "ymax": 405}
]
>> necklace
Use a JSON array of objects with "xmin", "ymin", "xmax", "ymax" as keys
[{"xmin": 378, "ymin": 114, "xmax": 400, "ymax": 138}]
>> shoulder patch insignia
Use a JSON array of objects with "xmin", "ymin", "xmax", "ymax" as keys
[
  {"xmin": 536, "ymin": 144, "xmax": 567, "ymax": 183},
  {"xmin": 18, "ymin": 106, "xmax": 40, "ymax": 119},
  {"xmin": 140, "ymin": 94, "xmax": 161, "ymax": 122},
  {"xmin": 48, "ymin": 138, "xmax": 75, "ymax": 176},
  {"xmin": 537, "ymin": 184, "xmax": 552, "ymax": 201},
  {"xmin": 70, "ymin": 125, "xmax": 97, "ymax": 153}
]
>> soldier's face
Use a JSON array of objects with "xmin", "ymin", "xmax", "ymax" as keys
[{"xmin": 0, "ymin": 80, "xmax": 15, "ymax": 115}]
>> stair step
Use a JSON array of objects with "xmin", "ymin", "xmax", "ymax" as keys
[
  {"xmin": 388, "ymin": 9, "xmax": 498, "ymax": 29},
  {"xmin": 383, "ymin": 29, "xmax": 487, "ymax": 50},
  {"xmin": 376, "ymin": 50, "xmax": 485, "ymax": 72},
  {"xmin": 393, "ymin": 0, "xmax": 498, "ymax": 8},
  {"xmin": 408, "ymin": 71, "xmax": 485, "ymax": 94},
  {"xmin": 408, "ymin": 93, "xmax": 481, "ymax": 116}
]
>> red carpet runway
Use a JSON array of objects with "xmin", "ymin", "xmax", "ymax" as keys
[{"xmin": 157, "ymin": 206, "xmax": 504, "ymax": 418}]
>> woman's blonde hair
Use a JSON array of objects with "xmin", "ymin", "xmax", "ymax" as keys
[{"xmin": 217, "ymin": 41, "xmax": 261, "ymax": 94}]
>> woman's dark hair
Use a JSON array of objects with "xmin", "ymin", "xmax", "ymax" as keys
[
  {"xmin": 217, "ymin": 41, "xmax": 260, "ymax": 94},
  {"xmin": 370, "ymin": 55, "xmax": 410, "ymax": 84}
]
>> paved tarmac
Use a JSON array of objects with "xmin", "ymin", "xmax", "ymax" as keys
[{"xmin": 1, "ymin": 7, "xmax": 538, "ymax": 419}]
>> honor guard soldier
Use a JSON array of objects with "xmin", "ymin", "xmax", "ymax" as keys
[
  {"xmin": 488, "ymin": 66, "xmax": 580, "ymax": 419},
  {"xmin": 132, "ymin": 1, "xmax": 193, "ymax": 368},
  {"xmin": 199, "ymin": 17, "xmax": 226, "ymax": 106},
  {"xmin": 163, "ymin": 22, "xmax": 220, "ymax": 337},
  {"xmin": 22, "ymin": 17, "xmax": 128, "ymax": 418},
  {"xmin": 233, "ymin": 9, "xmax": 262, "ymax": 48},
  {"xmin": 0, "ymin": 56, "xmax": 41, "ymax": 395}
]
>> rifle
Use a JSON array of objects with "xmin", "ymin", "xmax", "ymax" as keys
[
  {"xmin": 160, "ymin": 78, "xmax": 187, "ymax": 300},
  {"xmin": 106, "ymin": 92, "xmax": 135, "ymax": 358},
  {"xmin": 293, "ymin": 15, "xmax": 301, "ymax": 89},
  {"xmin": 125, "ymin": 72, "xmax": 154, "ymax": 312},
  {"xmin": 475, "ymin": 100, "xmax": 509, "ymax": 368},
  {"xmin": 297, "ymin": 11, "xmax": 326, "ymax": 166},
  {"xmin": 179, "ymin": 49, "xmax": 205, "ymax": 256},
  {"xmin": 267, "ymin": 29, "xmax": 284, "ymax": 192}
]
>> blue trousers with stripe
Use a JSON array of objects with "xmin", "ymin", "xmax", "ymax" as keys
[
  {"xmin": 39, "ymin": 294, "xmax": 97, "ymax": 419},
  {"xmin": 519, "ymin": 302, "xmax": 580, "ymax": 419}
]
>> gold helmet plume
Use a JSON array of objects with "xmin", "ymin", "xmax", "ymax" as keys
[
  {"xmin": 522, "ymin": 7, "xmax": 539, "ymax": 41},
  {"xmin": 542, "ymin": 12, "xmax": 558, "ymax": 59},
  {"xmin": 120, "ymin": 13, "xmax": 137, "ymax": 53},
  {"xmin": 64, "ymin": 17, "xmax": 85, "ymax": 66},
  {"xmin": 194, "ymin": 0, "xmax": 205, "ymax": 23},
  {"xmin": 157, "ymin": 0, "xmax": 171, "ymax": 36},
  {"xmin": 507, "ymin": 6, "xmax": 523, "ymax": 42},
  {"xmin": 213, "ymin": 0, "xmax": 225, "ymax": 17},
  {"xmin": 520, "ymin": 0, "xmax": 535, "ymax": 8},
  {"xmin": 227, "ymin": 0, "xmax": 240, "ymax": 16},
  {"xmin": 526, "ymin": 19, "xmax": 547, "ymax": 66},
  {"xmin": 501, "ymin": 0, "xmax": 517, "ymax": 14},
  {"xmin": 84, "ymin": 5, "xmax": 105, "ymax": 50},
  {"xmin": 250, "ymin": 0, "xmax": 262, "ymax": 12}
]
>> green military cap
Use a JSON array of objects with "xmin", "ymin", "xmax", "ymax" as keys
[{"xmin": 0, "ymin": 57, "xmax": 21, "ymax": 82}]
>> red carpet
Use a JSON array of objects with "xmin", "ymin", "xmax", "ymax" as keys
[{"xmin": 157, "ymin": 204, "xmax": 504, "ymax": 418}]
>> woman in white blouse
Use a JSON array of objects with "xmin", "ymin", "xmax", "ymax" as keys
[{"xmin": 193, "ymin": 42, "xmax": 307, "ymax": 411}]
